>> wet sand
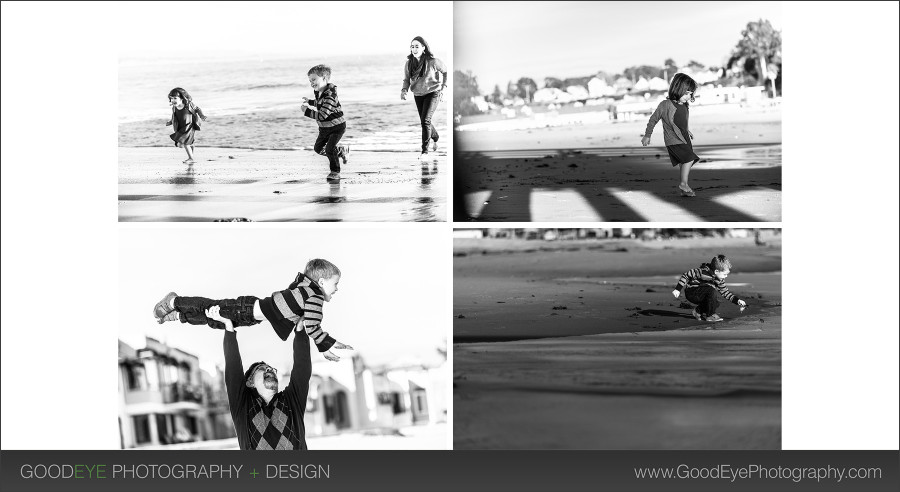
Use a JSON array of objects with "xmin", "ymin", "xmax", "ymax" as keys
[
  {"xmin": 119, "ymin": 147, "xmax": 446, "ymax": 221},
  {"xmin": 455, "ymin": 108, "xmax": 781, "ymax": 222},
  {"xmin": 453, "ymin": 240, "xmax": 781, "ymax": 449},
  {"xmin": 457, "ymin": 144, "xmax": 781, "ymax": 222}
]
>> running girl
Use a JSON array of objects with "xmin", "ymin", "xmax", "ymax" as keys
[
  {"xmin": 166, "ymin": 87, "xmax": 207, "ymax": 164},
  {"xmin": 641, "ymin": 73, "xmax": 700, "ymax": 197}
]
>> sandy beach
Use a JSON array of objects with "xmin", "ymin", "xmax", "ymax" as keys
[
  {"xmin": 118, "ymin": 147, "xmax": 446, "ymax": 221},
  {"xmin": 455, "ymin": 107, "xmax": 781, "ymax": 222},
  {"xmin": 453, "ymin": 238, "xmax": 781, "ymax": 449}
]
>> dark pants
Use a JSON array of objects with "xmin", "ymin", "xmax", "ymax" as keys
[
  {"xmin": 414, "ymin": 92, "xmax": 440, "ymax": 152},
  {"xmin": 684, "ymin": 286, "xmax": 719, "ymax": 317},
  {"xmin": 313, "ymin": 122, "xmax": 346, "ymax": 173},
  {"xmin": 174, "ymin": 295, "xmax": 261, "ymax": 330}
]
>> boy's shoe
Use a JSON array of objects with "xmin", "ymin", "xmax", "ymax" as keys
[
  {"xmin": 706, "ymin": 314, "xmax": 724, "ymax": 322},
  {"xmin": 338, "ymin": 145, "xmax": 349, "ymax": 165},
  {"xmin": 431, "ymin": 140, "xmax": 438, "ymax": 153},
  {"xmin": 154, "ymin": 292, "xmax": 178, "ymax": 321},
  {"xmin": 326, "ymin": 172, "xmax": 341, "ymax": 180},
  {"xmin": 691, "ymin": 308, "xmax": 704, "ymax": 321},
  {"xmin": 158, "ymin": 310, "xmax": 180, "ymax": 324}
]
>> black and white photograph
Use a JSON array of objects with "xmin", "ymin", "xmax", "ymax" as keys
[
  {"xmin": 453, "ymin": 1, "xmax": 782, "ymax": 221},
  {"xmin": 3, "ymin": 0, "xmax": 900, "ymax": 490},
  {"xmin": 118, "ymin": 227, "xmax": 449, "ymax": 450},
  {"xmin": 453, "ymin": 228, "xmax": 781, "ymax": 449},
  {"xmin": 118, "ymin": 2, "xmax": 451, "ymax": 222}
]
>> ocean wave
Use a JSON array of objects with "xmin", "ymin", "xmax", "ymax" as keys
[{"xmin": 218, "ymin": 82, "xmax": 306, "ymax": 92}]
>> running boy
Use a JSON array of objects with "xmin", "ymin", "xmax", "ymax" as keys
[
  {"xmin": 672, "ymin": 254, "xmax": 747, "ymax": 322},
  {"xmin": 153, "ymin": 259, "xmax": 353, "ymax": 361},
  {"xmin": 301, "ymin": 65, "xmax": 348, "ymax": 180}
]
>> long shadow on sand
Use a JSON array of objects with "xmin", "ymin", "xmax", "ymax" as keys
[
  {"xmin": 455, "ymin": 144, "xmax": 781, "ymax": 222},
  {"xmin": 636, "ymin": 309, "xmax": 695, "ymax": 319}
]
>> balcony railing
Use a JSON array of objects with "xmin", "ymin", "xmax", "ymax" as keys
[{"xmin": 162, "ymin": 383, "xmax": 203, "ymax": 404}]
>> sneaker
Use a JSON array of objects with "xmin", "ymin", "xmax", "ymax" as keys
[
  {"xmin": 706, "ymin": 314, "xmax": 724, "ymax": 322},
  {"xmin": 154, "ymin": 292, "xmax": 178, "ymax": 321},
  {"xmin": 691, "ymin": 308, "xmax": 704, "ymax": 321},
  {"xmin": 327, "ymin": 172, "xmax": 340, "ymax": 180},
  {"xmin": 338, "ymin": 145, "xmax": 349, "ymax": 165},
  {"xmin": 430, "ymin": 140, "xmax": 438, "ymax": 153},
  {"xmin": 158, "ymin": 310, "xmax": 180, "ymax": 324}
]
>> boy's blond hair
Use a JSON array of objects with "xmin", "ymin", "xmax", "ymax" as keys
[
  {"xmin": 710, "ymin": 255, "xmax": 732, "ymax": 272},
  {"xmin": 307, "ymin": 64, "xmax": 332, "ymax": 80},
  {"xmin": 304, "ymin": 258, "xmax": 341, "ymax": 281}
]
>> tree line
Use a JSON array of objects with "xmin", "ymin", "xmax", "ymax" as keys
[{"xmin": 454, "ymin": 19, "xmax": 781, "ymax": 117}]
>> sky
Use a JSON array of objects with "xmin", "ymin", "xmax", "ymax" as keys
[
  {"xmin": 119, "ymin": 227, "xmax": 449, "ymax": 376},
  {"xmin": 455, "ymin": 1, "xmax": 782, "ymax": 91},
  {"xmin": 116, "ymin": 1, "xmax": 452, "ymax": 60}
]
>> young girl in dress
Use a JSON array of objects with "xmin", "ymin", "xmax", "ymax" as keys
[
  {"xmin": 166, "ymin": 87, "xmax": 207, "ymax": 164},
  {"xmin": 641, "ymin": 73, "xmax": 700, "ymax": 197}
]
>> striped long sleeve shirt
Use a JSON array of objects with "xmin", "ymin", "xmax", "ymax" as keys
[
  {"xmin": 303, "ymin": 83, "xmax": 346, "ymax": 128},
  {"xmin": 674, "ymin": 263, "xmax": 741, "ymax": 304},
  {"xmin": 258, "ymin": 273, "xmax": 336, "ymax": 351}
]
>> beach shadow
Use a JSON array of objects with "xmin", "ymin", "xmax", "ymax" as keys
[
  {"xmin": 636, "ymin": 309, "xmax": 695, "ymax": 319},
  {"xmin": 456, "ymin": 145, "xmax": 781, "ymax": 222}
]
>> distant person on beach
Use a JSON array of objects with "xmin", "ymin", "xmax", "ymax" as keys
[
  {"xmin": 165, "ymin": 87, "xmax": 207, "ymax": 164},
  {"xmin": 206, "ymin": 304, "xmax": 312, "ymax": 450},
  {"xmin": 672, "ymin": 254, "xmax": 747, "ymax": 322},
  {"xmin": 301, "ymin": 65, "xmax": 348, "ymax": 181},
  {"xmin": 401, "ymin": 36, "xmax": 448, "ymax": 160},
  {"xmin": 641, "ymin": 73, "xmax": 700, "ymax": 197},
  {"xmin": 153, "ymin": 258, "xmax": 354, "ymax": 360}
]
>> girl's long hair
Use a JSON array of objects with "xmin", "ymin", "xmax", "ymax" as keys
[
  {"xmin": 667, "ymin": 73, "xmax": 698, "ymax": 105},
  {"xmin": 168, "ymin": 87, "xmax": 196, "ymax": 113},
  {"xmin": 407, "ymin": 36, "xmax": 434, "ymax": 79}
]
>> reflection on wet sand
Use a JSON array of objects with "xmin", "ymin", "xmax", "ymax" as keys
[{"xmin": 118, "ymin": 147, "xmax": 447, "ymax": 222}]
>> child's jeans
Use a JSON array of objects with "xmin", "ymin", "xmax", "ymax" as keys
[
  {"xmin": 414, "ymin": 91, "xmax": 440, "ymax": 152},
  {"xmin": 684, "ymin": 285, "xmax": 719, "ymax": 316},
  {"xmin": 173, "ymin": 295, "xmax": 261, "ymax": 330},
  {"xmin": 314, "ymin": 123, "xmax": 346, "ymax": 173}
]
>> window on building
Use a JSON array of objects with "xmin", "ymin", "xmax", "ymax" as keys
[
  {"xmin": 179, "ymin": 363, "xmax": 192, "ymax": 386},
  {"xmin": 416, "ymin": 393, "xmax": 426, "ymax": 413},
  {"xmin": 186, "ymin": 415, "xmax": 197, "ymax": 435},
  {"xmin": 323, "ymin": 395, "xmax": 335, "ymax": 424},
  {"xmin": 391, "ymin": 392, "xmax": 405, "ymax": 415},
  {"xmin": 133, "ymin": 415, "xmax": 151, "ymax": 444},
  {"xmin": 124, "ymin": 363, "xmax": 148, "ymax": 391}
]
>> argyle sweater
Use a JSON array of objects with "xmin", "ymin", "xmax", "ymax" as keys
[
  {"xmin": 224, "ymin": 330, "xmax": 311, "ymax": 450},
  {"xmin": 303, "ymin": 83, "xmax": 346, "ymax": 128},
  {"xmin": 258, "ymin": 273, "xmax": 336, "ymax": 351},
  {"xmin": 674, "ymin": 263, "xmax": 741, "ymax": 304}
]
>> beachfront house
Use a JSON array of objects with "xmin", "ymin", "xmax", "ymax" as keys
[
  {"xmin": 118, "ymin": 338, "xmax": 223, "ymax": 449},
  {"xmin": 302, "ymin": 354, "xmax": 448, "ymax": 437}
]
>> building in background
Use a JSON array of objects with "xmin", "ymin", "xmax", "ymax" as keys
[
  {"xmin": 118, "ymin": 338, "xmax": 229, "ymax": 448},
  {"xmin": 302, "ymin": 352, "xmax": 448, "ymax": 437}
]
